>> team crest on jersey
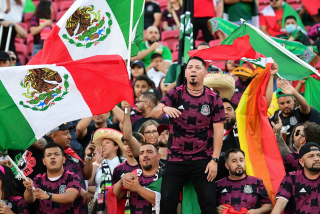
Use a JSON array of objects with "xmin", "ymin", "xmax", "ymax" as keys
[
  {"xmin": 290, "ymin": 116, "xmax": 298, "ymax": 125},
  {"xmin": 59, "ymin": 185, "xmax": 67, "ymax": 194},
  {"xmin": 243, "ymin": 185, "xmax": 253, "ymax": 194},
  {"xmin": 19, "ymin": 68, "xmax": 69, "ymax": 111},
  {"xmin": 201, "ymin": 104, "xmax": 210, "ymax": 116},
  {"xmin": 7, "ymin": 202, "xmax": 12, "ymax": 209},
  {"xmin": 63, "ymin": 5, "xmax": 113, "ymax": 48}
]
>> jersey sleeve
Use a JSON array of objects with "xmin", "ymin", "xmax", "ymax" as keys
[
  {"xmin": 276, "ymin": 175, "xmax": 293, "ymax": 201},
  {"xmin": 153, "ymin": 3, "xmax": 161, "ymax": 13},
  {"xmin": 160, "ymin": 88, "xmax": 178, "ymax": 107},
  {"xmin": 258, "ymin": 180, "xmax": 272, "ymax": 205},
  {"xmin": 33, "ymin": 174, "xmax": 42, "ymax": 189},
  {"xmin": 67, "ymin": 174, "xmax": 82, "ymax": 197},
  {"xmin": 212, "ymin": 95, "xmax": 226, "ymax": 123},
  {"xmin": 30, "ymin": 16, "xmax": 39, "ymax": 27},
  {"xmin": 14, "ymin": 198, "xmax": 29, "ymax": 214},
  {"xmin": 112, "ymin": 167, "xmax": 119, "ymax": 185},
  {"xmin": 162, "ymin": 46, "xmax": 172, "ymax": 62}
]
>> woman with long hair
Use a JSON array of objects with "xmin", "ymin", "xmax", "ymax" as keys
[
  {"xmin": 0, "ymin": 165, "xmax": 29, "ymax": 213},
  {"xmin": 139, "ymin": 120, "xmax": 160, "ymax": 145},
  {"xmin": 89, "ymin": 128, "xmax": 125, "ymax": 213},
  {"xmin": 162, "ymin": 0, "xmax": 182, "ymax": 31},
  {"xmin": 130, "ymin": 60, "xmax": 147, "ymax": 87},
  {"xmin": 158, "ymin": 77, "xmax": 168, "ymax": 99},
  {"xmin": 30, "ymin": 0, "xmax": 53, "ymax": 56}
]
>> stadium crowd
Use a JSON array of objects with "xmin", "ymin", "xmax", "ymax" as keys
[{"xmin": 1, "ymin": 0, "xmax": 320, "ymax": 214}]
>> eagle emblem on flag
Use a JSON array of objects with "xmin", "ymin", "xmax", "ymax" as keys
[
  {"xmin": 62, "ymin": 5, "xmax": 113, "ymax": 48},
  {"xmin": 19, "ymin": 68, "xmax": 69, "ymax": 111}
]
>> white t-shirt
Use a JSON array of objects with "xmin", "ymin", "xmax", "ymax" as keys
[
  {"xmin": 147, "ymin": 67, "xmax": 166, "ymax": 87},
  {"xmin": 3, "ymin": 0, "xmax": 26, "ymax": 23},
  {"xmin": 94, "ymin": 156, "xmax": 121, "ymax": 198}
]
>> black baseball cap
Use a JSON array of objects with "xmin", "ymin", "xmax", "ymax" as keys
[
  {"xmin": 46, "ymin": 122, "xmax": 74, "ymax": 135},
  {"xmin": 157, "ymin": 124, "xmax": 169, "ymax": 135},
  {"xmin": 299, "ymin": 142, "xmax": 320, "ymax": 158},
  {"xmin": 131, "ymin": 60, "xmax": 145, "ymax": 69},
  {"xmin": 0, "ymin": 51, "xmax": 10, "ymax": 61}
]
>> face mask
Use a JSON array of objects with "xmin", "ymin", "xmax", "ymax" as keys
[{"xmin": 286, "ymin": 24, "xmax": 296, "ymax": 34}]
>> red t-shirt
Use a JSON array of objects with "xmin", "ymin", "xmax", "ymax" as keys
[
  {"xmin": 259, "ymin": 8, "xmax": 283, "ymax": 36},
  {"xmin": 194, "ymin": 0, "xmax": 215, "ymax": 18}
]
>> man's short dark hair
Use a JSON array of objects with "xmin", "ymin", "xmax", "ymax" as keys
[
  {"xmin": 304, "ymin": 121, "xmax": 320, "ymax": 144},
  {"xmin": 222, "ymin": 98, "xmax": 238, "ymax": 111},
  {"xmin": 43, "ymin": 142, "xmax": 65, "ymax": 157},
  {"xmin": 141, "ymin": 91, "xmax": 158, "ymax": 106},
  {"xmin": 135, "ymin": 75, "xmax": 153, "ymax": 87},
  {"xmin": 186, "ymin": 56, "xmax": 206, "ymax": 69},
  {"xmin": 197, "ymin": 42, "xmax": 210, "ymax": 48},
  {"xmin": 285, "ymin": 15, "xmax": 297, "ymax": 23},
  {"xmin": 151, "ymin": 53, "xmax": 163, "ymax": 61},
  {"xmin": 141, "ymin": 143, "xmax": 159, "ymax": 153},
  {"xmin": 224, "ymin": 148, "xmax": 245, "ymax": 162}
]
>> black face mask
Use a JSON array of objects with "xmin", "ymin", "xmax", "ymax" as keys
[{"xmin": 239, "ymin": 77, "xmax": 252, "ymax": 85}]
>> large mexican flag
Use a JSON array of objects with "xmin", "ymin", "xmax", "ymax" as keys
[
  {"xmin": 0, "ymin": 56, "xmax": 134, "ymax": 153},
  {"xmin": 29, "ymin": 0, "xmax": 144, "ymax": 64}
]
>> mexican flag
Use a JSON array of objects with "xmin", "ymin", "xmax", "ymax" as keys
[
  {"xmin": 28, "ymin": 0, "xmax": 144, "ymax": 64},
  {"xmin": 0, "ymin": 56, "xmax": 134, "ymax": 153},
  {"xmin": 305, "ymin": 77, "xmax": 320, "ymax": 113},
  {"xmin": 221, "ymin": 22, "xmax": 320, "ymax": 80}
]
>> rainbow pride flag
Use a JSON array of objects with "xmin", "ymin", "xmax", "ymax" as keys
[{"xmin": 236, "ymin": 60, "xmax": 285, "ymax": 204}]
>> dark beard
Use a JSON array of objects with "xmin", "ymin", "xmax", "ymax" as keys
[
  {"xmin": 189, "ymin": 81, "xmax": 198, "ymax": 85},
  {"xmin": 239, "ymin": 78, "xmax": 252, "ymax": 85},
  {"xmin": 148, "ymin": 40, "xmax": 156, "ymax": 45},
  {"xmin": 143, "ymin": 164, "xmax": 152, "ymax": 170},
  {"xmin": 224, "ymin": 118, "xmax": 236, "ymax": 130},
  {"xmin": 307, "ymin": 163, "xmax": 320, "ymax": 172},
  {"xmin": 230, "ymin": 168, "xmax": 245, "ymax": 176},
  {"xmin": 159, "ymin": 140, "xmax": 167, "ymax": 147}
]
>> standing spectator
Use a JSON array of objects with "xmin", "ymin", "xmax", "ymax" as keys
[
  {"xmin": 146, "ymin": 53, "xmax": 167, "ymax": 87},
  {"xmin": 22, "ymin": 143, "xmax": 82, "ymax": 214},
  {"xmin": 139, "ymin": 120, "xmax": 160, "ymax": 145},
  {"xmin": 272, "ymin": 143, "xmax": 320, "ymax": 214},
  {"xmin": 133, "ymin": 91, "xmax": 169, "ymax": 132},
  {"xmin": 7, "ymin": 50, "xmax": 16, "ymax": 66},
  {"xmin": 144, "ymin": 0, "xmax": 162, "ymax": 29},
  {"xmin": 162, "ymin": 0, "xmax": 182, "ymax": 31},
  {"xmin": 68, "ymin": 120, "xmax": 85, "ymax": 160},
  {"xmin": 193, "ymin": 0, "xmax": 216, "ymax": 43},
  {"xmin": 0, "ymin": 165, "xmax": 29, "ymax": 214},
  {"xmin": 133, "ymin": 75, "xmax": 153, "ymax": 102},
  {"xmin": 4, "ymin": 0, "xmax": 25, "ymax": 23},
  {"xmin": 30, "ymin": 0, "xmax": 53, "ymax": 56},
  {"xmin": 223, "ymin": 0, "xmax": 258, "ymax": 25},
  {"xmin": 0, "ymin": 51, "xmax": 11, "ymax": 67},
  {"xmin": 131, "ymin": 26, "xmax": 172, "ymax": 69},
  {"xmin": 216, "ymin": 149, "xmax": 272, "ymax": 214},
  {"xmin": 151, "ymin": 56, "xmax": 226, "ymax": 214},
  {"xmin": 130, "ymin": 60, "xmax": 147, "ymax": 87}
]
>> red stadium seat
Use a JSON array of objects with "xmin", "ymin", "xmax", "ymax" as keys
[
  {"xmin": 195, "ymin": 40, "xmax": 205, "ymax": 47},
  {"xmin": 305, "ymin": 25, "xmax": 311, "ymax": 33},
  {"xmin": 158, "ymin": 41, "xmax": 169, "ymax": 47},
  {"xmin": 27, "ymin": 33, "xmax": 34, "ymax": 60},
  {"xmin": 161, "ymin": 30, "xmax": 179, "ymax": 51},
  {"xmin": 209, "ymin": 39, "xmax": 221, "ymax": 47},
  {"xmin": 258, "ymin": 5, "xmax": 266, "ymax": 13},
  {"xmin": 210, "ymin": 61, "xmax": 226, "ymax": 71},
  {"xmin": 15, "ymin": 38, "xmax": 24, "ymax": 44},
  {"xmin": 51, "ymin": 2, "xmax": 58, "ymax": 21},
  {"xmin": 197, "ymin": 30, "xmax": 204, "ymax": 40},
  {"xmin": 173, "ymin": 41, "xmax": 179, "ymax": 52},
  {"xmin": 172, "ymin": 51, "xmax": 178, "ymax": 62},
  {"xmin": 33, "ymin": 1, "xmax": 40, "ymax": 7},
  {"xmin": 289, "ymin": 2, "xmax": 301, "ymax": 10},
  {"xmin": 59, "ymin": 1, "xmax": 73, "ymax": 12},
  {"xmin": 56, "ymin": 11, "xmax": 67, "ymax": 21},
  {"xmin": 15, "ymin": 43, "xmax": 28, "ymax": 65},
  {"xmin": 157, "ymin": 0, "xmax": 167, "ymax": 10},
  {"xmin": 18, "ymin": 54, "xmax": 26, "ymax": 65},
  {"xmin": 56, "ymin": 0, "xmax": 72, "ymax": 13},
  {"xmin": 286, "ymin": 0, "xmax": 301, "ymax": 3},
  {"xmin": 259, "ymin": 0, "xmax": 270, "ymax": 5},
  {"xmin": 23, "ymin": 12, "xmax": 33, "ymax": 29},
  {"xmin": 18, "ymin": 22, "xmax": 28, "ymax": 33}
]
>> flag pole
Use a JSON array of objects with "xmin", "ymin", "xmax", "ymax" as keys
[
  {"xmin": 6, "ymin": 154, "xmax": 35, "ymax": 190},
  {"xmin": 126, "ymin": 0, "xmax": 135, "ymax": 73}
]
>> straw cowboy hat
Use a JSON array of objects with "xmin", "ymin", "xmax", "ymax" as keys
[
  {"xmin": 204, "ymin": 73, "xmax": 235, "ymax": 100},
  {"xmin": 92, "ymin": 128, "xmax": 125, "ymax": 156}
]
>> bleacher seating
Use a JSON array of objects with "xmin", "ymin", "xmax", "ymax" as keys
[
  {"xmin": 59, "ymin": 1, "xmax": 73, "ymax": 12},
  {"xmin": 15, "ymin": 43, "xmax": 28, "ymax": 65},
  {"xmin": 161, "ymin": 30, "xmax": 179, "ymax": 51},
  {"xmin": 27, "ymin": 34, "xmax": 34, "ymax": 61},
  {"xmin": 172, "ymin": 51, "xmax": 178, "ymax": 62},
  {"xmin": 56, "ymin": 11, "xmax": 67, "ymax": 21},
  {"xmin": 158, "ymin": 41, "xmax": 169, "ymax": 48},
  {"xmin": 209, "ymin": 39, "xmax": 221, "ymax": 47}
]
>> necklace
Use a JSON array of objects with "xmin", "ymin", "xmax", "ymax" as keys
[{"xmin": 187, "ymin": 86, "xmax": 204, "ymax": 95}]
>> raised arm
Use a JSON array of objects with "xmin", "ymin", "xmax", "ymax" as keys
[
  {"xmin": 123, "ymin": 107, "xmax": 141, "ymax": 158},
  {"xmin": 23, "ymin": 178, "xmax": 36, "ymax": 204},
  {"xmin": 131, "ymin": 42, "xmax": 159, "ymax": 62},
  {"xmin": 76, "ymin": 116, "xmax": 93, "ymax": 140},
  {"xmin": 266, "ymin": 61, "xmax": 278, "ymax": 108},
  {"xmin": 271, "ymin": 117, "xmax": 291, "ymax": 158}
]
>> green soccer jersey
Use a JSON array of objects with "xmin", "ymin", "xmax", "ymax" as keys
[
  {"xmin": 225, "ymin": 2, "xmax": 252, "ymax": 22},
  {"xmin": 140, "ymin": 41, "xmax": 172, "ymax": 67}
]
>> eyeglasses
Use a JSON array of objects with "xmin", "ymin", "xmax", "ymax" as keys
[
  {"xmin": 10, "ymin": 57, "xmax": 16, "ymax": 61},
  {"xmin": 144, "ymin": 130, "xmax": 158, "ymax": 136},
  {"xmin": 136, "ymin": 100, "xmax": 147, "ymax": 104},
  {"xmin": 295, "ymin": 130, "xmax": 305, "ymax": 137},
  {"xmin": 270, "ymin": 0, "xmax": 279, "ymax": 2}
]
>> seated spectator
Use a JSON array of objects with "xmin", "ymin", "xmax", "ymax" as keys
[
  {"xmin": 162, "ymin": 0, "xmax": 182, "ymax": 31},
  {"xmin": 7, "ymin": 50, "xmax": 16, "ymax": 66},
  {"xmin": 146, "ymin": 53, "xmax": 167, "ymax": 87},
  {"xmin": 276, "ymin": 16, "xmax": 311, "ymax": 46},
  {"xmin": 260, "ymin": 0, "xmax": 305, "ymax": 37},
  {"xmin": 144, "ymin": 0, "xmax": 162, "ymax": 29},
  {"xmin": 0, "ymin": 51, "xmax": 11, "ymax": 67},
  {"xmin": 112, "ymin": 144, "xmax": 162, "ymax": 213},
  {"xmin": 130, "ymin": 60, "xmax": 147, "ymax": 87},
  {"xmin": 133, "ymin": 91, "xmax": 169, "ymax": 132},
  {"xmin": 197, "ymin": 42, "xmax": 210, "ymax": 50},
  {"xmin": 158, "ymin": 77, "xmax": 168, "ymax": 99},
  {"xmin": 30, "ymin": 0, "xmax": 53, "ymax": 56},
  {"xmin": 0, "ymin": 165, "xmax": 29, "ymax": 214},
  {"xmin": 273, "ymin": 143, "xmax": 320, "ymax": 214},
  {"xmin": 89, "ymin": 128, "xmax": 125, "ymax": 213},
  {"xmin": 216, "ymin": 149, "xmax": 272, "ymax": 214},
  {"xmin": 223, "ymin": 0, "xmax": 257, "ymax": 25},
  {"xmin": 139, "ymin": 120, "xmax": 160, "ymax": 145},
  {"xmin": 22, "ymin": 143, "xmax": 82, "ymax": 213},
  {"xmin": 131, "ymin": 26, "xmax": 172, "ymax": 69}
]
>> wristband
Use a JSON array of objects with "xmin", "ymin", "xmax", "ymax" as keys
[{"xmin": 162, "ymin": 105, "xmax": 166, "ymax": 113}]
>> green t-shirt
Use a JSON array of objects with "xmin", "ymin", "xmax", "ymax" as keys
[
  {"xmin": 164, "ymin": 62, "xmax": 178, "ymax": 84},
  {"xmin": 226, "ymin": 2, "xmax": 252, "ymax": 22},
  {"xmin": 140, "ymin": 41, "xmax": 172, "ymax": 68}
]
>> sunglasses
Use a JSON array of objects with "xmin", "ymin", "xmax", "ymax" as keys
[
  {"xmin": 295, "ymin": 129, "xmax": 305, "ymax": 137},
  {"xmin": 11, "ymin": 57, "xmax": 16, "ymax": 61},
  {"xmin": 270, "ymin": 0, "xmax": 279, "ymax": 2}
]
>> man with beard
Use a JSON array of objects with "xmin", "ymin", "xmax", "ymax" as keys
[
  {"xmin": 157, "ymin": 124, "xmax": 169, "ymax": 167},
  {"xmin": 131, "ymin": 26, "xmax": 172, "ymax": 69},
  {"xmin": 272, "ymin": 142, "xmax": 320, "ymax": 214},
  {"xmin": 216, "ymin": 98, "xmax": 240, "ymax": 181},
  {"xmin": 231, "ymin": 62, "xmax": 254, "ymax": 105},
  {"xmin": 112, "ymin": 144, "xmax": 161, "ymax": 214},
  {"xmin": 270, "ymin": 81, "xmax": 311, "ymax": 144},
  {"xmin": 216, "ymin": 148, "xmax": 273, "ymax": 214}
]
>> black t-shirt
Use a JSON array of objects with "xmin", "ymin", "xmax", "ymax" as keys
[
  {"xmin": 309, "ymin": 108, "xmax": 320, "ymax": 125},
  {"xmin": 132, "ymin": 116, "xmax": 169, "ymax": 132},
  {"xmin": 270, "ymin": 107, "xmax": 310, "ymax": 144},
  {"xmin": 78, "ymin": 123, "xmax": 120, "ymax": 149},
  {"xmin": 0, "ymin": 25, "xmax": 19, "ymax": 63},
  {"xmin": 144, "ymin": 1, "xmax": 161, "ymax": 29}
]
